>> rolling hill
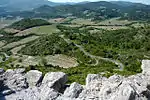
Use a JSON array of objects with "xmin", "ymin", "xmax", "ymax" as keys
[
  {"xmin": 0, "ymin": 0, "xmax": 65, "ymax": 12},
  {"xmin": 1, "ymin": 1, "xmax": 150, "ymax": 21}
]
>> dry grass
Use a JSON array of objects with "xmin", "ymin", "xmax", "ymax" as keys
[
  {"xmin": 63, "ymin": 24, "xmax": 82, "ymax": 27},
  {"xmin": 71, "ymin": 18, "xmax": 95, "ymax": 25},
  {"xmin": 4, "ymin": 28, "xmax": 20, "ymax": 34},
  {"xmin": 45, "ymin": 54, "xmax": 78, "ymax": 68},
  {"xmin": 91, "ymin": 26, "xmax": 129, "ymax": 30},
  {"xmin": 2, "ymin": 36, "xmax": 39, "ymax": 49},
  {"xmin": 11, "ymin": 45, "xmax": 26, "ymax": 54},
  {"xmin": 48, "ymin": 18, "xmax": 65, "ymax": 23},
  {"xmin": 0, "ymin": 41, "xmax": 5, "ymax": 47},
  {"xmin": 9, "ymin": 54, "xmax": 78, "ymax": 68},
  {"xmin": 97, "ymin": 18, "xmax": 133, "ymax": 25},
  {"xmin": 0, "ymin": 18, "xmax": 21, "ymax": 29}
]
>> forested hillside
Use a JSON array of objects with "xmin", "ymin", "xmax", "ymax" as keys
[
  {"xmin": 8, "ymin": 18, "xmax": 50, "ymax": 30},
  {"xmin": 1, "ymin": 1, "xmax": 150, "ymax": 21},
  {"xmin": 0, "ymin": 0, "xmax": 62, "ymax": 11}
]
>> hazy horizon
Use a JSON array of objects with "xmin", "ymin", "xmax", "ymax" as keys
[{"xmin": 48, "ymin": 0, "xmax": 150, "ymax": 4}]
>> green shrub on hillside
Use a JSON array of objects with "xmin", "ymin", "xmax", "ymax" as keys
[
  {"xmin": 9, "ymin": 18, "xmax": 50, "ymax": 30},
  {"xmin": 0, "ymin": 30, "xmax": 36, "ymax": 44}
]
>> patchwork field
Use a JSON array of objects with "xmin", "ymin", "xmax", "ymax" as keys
[
  {"xmin": 67, "ymin": 18, "xmax": 135, "ymax": 30},
  {"xmin": 2, "ymin": 36, "xmax": 39, "ymax": 49}
]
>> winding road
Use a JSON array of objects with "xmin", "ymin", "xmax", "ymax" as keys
[{"xmin": 60, "ymin": 35, "xmax": 124, "ymax": 70}]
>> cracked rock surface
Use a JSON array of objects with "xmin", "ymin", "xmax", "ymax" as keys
[{"xmin": 0, "ymin": 60, "xmax": 150, "ymax": 100}]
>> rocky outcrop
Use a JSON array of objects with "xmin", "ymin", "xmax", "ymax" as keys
[
  {"xmin": 39, "ymin": 72, "xmax": 67, "ymax": 100},
  {"xmin": 57, "ymin": 82, "xmax": 83, "ymax": 100},
  {"xmin": 0, "ymin": 60, "xmax": 150, "ymax": 100},
  {"xmin": 0, "ymin": 69, "xmax": 67, "ymax": 100},
  {"xmin": 142, "ymin": 60, "xmax": 150, "ymax": 74},
  {"xmin": 25, "ymin": 70, "xmax": 43, "ymax": 87}
]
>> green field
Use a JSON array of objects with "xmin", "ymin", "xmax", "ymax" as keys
[
  {"xmin": 29, "ymin": 25, "xmax": 60, "ymax": 34},
  {"xmin": 16, "ymin": 25, "xmax": 60, "ymax": 36}
]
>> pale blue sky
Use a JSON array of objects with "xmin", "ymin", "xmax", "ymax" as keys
[{"xmin": 48, "ymin": 0, "xmax": 150, "ymax": 4}]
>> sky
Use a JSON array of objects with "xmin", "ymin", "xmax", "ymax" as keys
[{"xmin": 48, "ymin": 0, "xmax": 150, "ymax": 4}]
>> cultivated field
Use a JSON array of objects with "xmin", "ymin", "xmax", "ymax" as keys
[
  {"xmin": 11, "ymin": 45, "xmax": 26, "ymax": 54},
  {"xmin": 97, "ymin": 18, "xmax": 134, "ymax": 25},
  {"xmin": 4, "ymin": 28, "xmax": 20, "ymax": 34},
  {"xmin": 71, "ymin": 18, "xmax": 95, "ymax": 25},
  {"xmin": 0, "ymin": 41, "xmax": 5, "ymax": 47},
  {"xmin": 2, "ymin": 36, "xmax": 39, "ymax": 49},
  {"xmin": 45, "ymin": 54, "xmax": 78, "ymax": 68},
  {"xmin": 15, "ymin": 25, "xmax": 60, "ymax": 36},
  {"xmin": 65, "ymin": 18, "xmax": 135, "ymax": 30}
]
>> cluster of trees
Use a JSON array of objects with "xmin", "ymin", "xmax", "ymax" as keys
[
  {"xmin": 9, "ymin": 18, "xmax": 50, "ymax": 30},
  {"xmin": 3, "ymin": 24, "xmax": 150, "ymax": 84},
  {"xmin": 19, "ymin": 34, "xmax": 71, "ymax": 56},
  {"xmin": 0, "ymin": 30, "xmax": 36, "ymax": 45},
  {"xmin": 19, "ymin": 33, "xmax": 95, "ymax": 64},
  {"xmin": 57, "ymin": 25, "xmax": 150, "ymax": 73}
]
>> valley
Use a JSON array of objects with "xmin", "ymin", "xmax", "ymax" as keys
[
  {"xmin": 0, "ymin": 16, "xmax": 149, "ymax": 84},
  {"xmin": 1, "ymin": 1, "xmax": 150, "ymax": 100},
  {"xmin": 0, "ymin": 1, "xmax": 150, "ymax": 84}
]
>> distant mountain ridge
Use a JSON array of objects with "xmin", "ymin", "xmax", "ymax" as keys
[
  {"xmin": 1, "ymin": 1, "xmax": 150, "ymax": 21},
  {"xmin": 0, "ymin": 0, "xmax": 66, "ymax": 11}
]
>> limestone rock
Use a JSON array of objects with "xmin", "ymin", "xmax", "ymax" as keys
[
  {"xmin": 0, "ymin": 68, "xmax": 4, "ymax": 74},
  {"xmin": 141, "ymin": 60, "xmax": 150, "ymax": 74},
  {"xmin": 63, "ymin": 82, "xmax": 83, "ymax": 98},
  {"xmin": 4, "ymin": 69, "xmax": 28, "ymax": 92},
  {"xmin": 25, "ymin": 70, "xmax": 43, "ymax": 87},
  {"xmin": 86, "ymin": 74, "xmax": 107, "ymax": 90},
  {"xmin": 39, "ymin": 72, "xmax": 67, "ymax": 100},
  {"xmin": 3, "ymin": 87, "xmax": 40, "ymax": 100},
  {"xmin": 1, "ymin": 60, "xmax": 150, "ymax": 100},
  {"xmin": 40, "ymin": 85, "xmax": 59, "ymax": 100},
  {"xmin": 110, "ymin": 83, "xmax": 136, "ymax": 100},
  {"xmin": 42, "ymin": 72, "xmax": 67, "ymax": 91}
]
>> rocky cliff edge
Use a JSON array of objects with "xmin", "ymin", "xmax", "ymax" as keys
[{"xmin": 0, "ymin": 60, "xmax": 150, "ymax": 100}]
